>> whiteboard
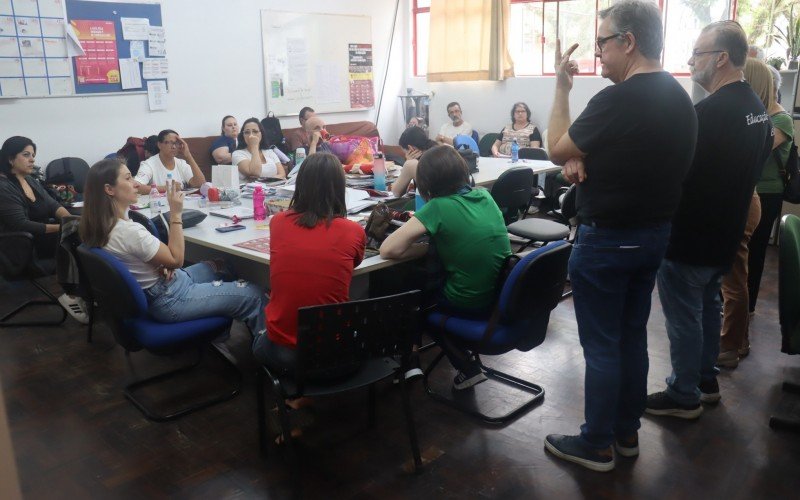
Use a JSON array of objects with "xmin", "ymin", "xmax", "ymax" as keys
[{"xmin": 260, "ymin": 10, "xmax": 374, "ymax": 117}]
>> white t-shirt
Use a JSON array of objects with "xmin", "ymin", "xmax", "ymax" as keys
[
  {"xmin": 104, "ymin": 217, "xmax": 162, "ymax": 289},
  {"xmin": 439, "ymin": 121, "xmax": 473, "ymax": 139},
  {"xmin": 135, "ymin": 155, "xmax": 194, "ymax": 187},
  {"xmin": 231, "ymin": 148, "xmax": 281, "ymax": 181}
]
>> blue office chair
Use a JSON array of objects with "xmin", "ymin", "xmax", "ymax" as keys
[
  {"xmin": 76, "ymin": 245, "xmax": 240, "ymax": 421},
  {"xmin": 471, "ymin": 130, "xmax": 480, "ymax": 144},
  {"xmin": 423, "ymin": 241, "xmax": 572, "ymax": 424},
  {"xmin": 453, "ymin": 134, "xmax": 479, "ymax": 153}
]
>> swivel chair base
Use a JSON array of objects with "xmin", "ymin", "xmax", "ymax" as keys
[{"xmin": 422, "ymin": 350, "xmax": 545, "ymax": 425}]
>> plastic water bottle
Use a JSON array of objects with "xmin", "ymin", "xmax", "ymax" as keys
[
  {"xmin": 295, "ymin": 147, "xmax": 306, "ymax": 172},
  {"xmin": 149, "ymin": 183, "xmax": 162, "ymax": 216},
  {"xmin": 373, "ymin": 153, "xmax": 386, "ymax": 191},
  {"xmin": 166, "ymin": 172, "xmax": 174, "ymax": 191},
  {"xmin": 511, "ymin": 138, "xmax": 519, "ymax": 163},
  {"xmin": 253, "ymin": 185, "xmax": 266, "ymax": 224}
]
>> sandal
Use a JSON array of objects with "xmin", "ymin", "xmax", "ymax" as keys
[{"xmin": 267, "ymin": 406, "xmax": 316, "ymax": 445}]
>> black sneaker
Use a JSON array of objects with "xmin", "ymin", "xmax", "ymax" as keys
[
  {"xmin": 453, "ymin": 363, "xmax": 487, "ymax": 390},
  {"xmin": 404, "ymin": 352, "xmax": 423, "ymax": 380},
  {"xmin": 645, "ymin": 391, "xmax": 703, "ymax": 419},
  {"xmin": 544, "ymin": 434, "xmax": 614, "ymax": 472},
  {"xmin": 614, "ymin": 432, "xmax": 639, "ymax": 457},
  {"xmin": 698, "ymin": 378, "xmax": 721, "ymax": 404}
]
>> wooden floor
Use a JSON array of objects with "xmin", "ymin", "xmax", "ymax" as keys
[{"xmin": 1, "ymin": 246, "xmax": 799, "ymax": 499}]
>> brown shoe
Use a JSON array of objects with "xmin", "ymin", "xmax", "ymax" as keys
[
  {"xmin": 615, "ymin": 432, "xmax": 639, "ymax": 457},
  {"xmin": 716, "ymin": 350, "xmax": 739, "ymax": 368}
]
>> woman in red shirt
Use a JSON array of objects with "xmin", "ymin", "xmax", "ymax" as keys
[{"xmin": 252, "ymin": 152, "xmax": 366, "ymax": 373}]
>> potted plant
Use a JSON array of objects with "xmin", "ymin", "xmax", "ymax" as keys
[
  {"xmin": 774, "ymin": 6, "xmax": 800, "ymax": 69},
  {"xmin": 767, "ymin": 56, "xmax": 786, "ymax": 70}
]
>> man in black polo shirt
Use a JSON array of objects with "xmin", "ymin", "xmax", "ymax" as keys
[
  {"xmin": 543, "ymin": 0, "xmax": 697, "ymax": 472},
  {"xmin": 645, "ymin": 21, "xmax": 772, "ymax": 419}
]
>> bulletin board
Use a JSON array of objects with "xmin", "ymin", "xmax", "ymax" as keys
[
  {"xmin": 0, "ymin": 0, "xmax": 166, "ymax": 98},
  {"xmin": 65, "ymin": 0, "xmax": 166, "ymax": 95},
  {"xmin": 261, "ymin": 10, "xmax": 374, "ymax": 117}
]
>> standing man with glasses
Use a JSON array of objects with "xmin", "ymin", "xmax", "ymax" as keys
[
  {"xmin": 645, "ymin": 21, "xmax": 772, "ymax": 418},
  {"xmin": 543, "ymin": 0, "xmax": 697, "ymax": 472}
]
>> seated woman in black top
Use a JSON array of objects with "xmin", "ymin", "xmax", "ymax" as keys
[{"xmin": 0, "ymin": 136, "xmax": 88, "ymax": 323}]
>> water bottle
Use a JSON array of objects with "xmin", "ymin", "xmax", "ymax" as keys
[
  {"xmin": 373, "ymin": 153, "xmax": 386, "ymax": 191},
  {"xmin": 149, "ymin": 183, "xmax": 162, "ymax": 216},
  {"xmin": 295, "ymin": 147, "xmax": 306, "ymax": 172},
  {"xmin": 511, "ymin": 138, "xmax": 519, "ymax": 163},
  {"xmin": 166, "ymin": 172, "xmax": 174, "ymax": 191},
  {"xmin": 253, "ymin": 185, "xmax": 266, "ymax": 223}
]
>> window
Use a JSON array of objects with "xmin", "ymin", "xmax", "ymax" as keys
[
  {"xmin": 413, "ymin": 0, "xmax": 738, "ymax": 77},
  {"xmin": 413, "ymin": 0, "xmax": 430, "ymax": 76}
]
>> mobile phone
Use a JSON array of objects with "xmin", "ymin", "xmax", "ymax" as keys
[{"xmin": 215, "ymin": 224, "xmax": 246, "ymax": 233}]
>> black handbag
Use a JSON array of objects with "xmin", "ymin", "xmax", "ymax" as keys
[
  {"xmin": 456, "ymin": 145, "xmax": 479, "ymax": 174},
  {"xmin": 775, "ymin": 143, "xmax": 800, "ymax": 204},
  {"xmin": 151, "ymin": 209, "xmax": 207, "ymax": 241}
]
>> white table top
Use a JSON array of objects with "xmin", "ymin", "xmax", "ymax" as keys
[
  {"xmin": 182, "ymin": 213, "xmax": 399, "ymax": 276},
  {"xmin": 471, "ymin": 157, "xmax": 561, "ymax": 186}
]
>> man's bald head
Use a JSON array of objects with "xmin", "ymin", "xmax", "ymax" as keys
[{"xmin": 304, "ymin": 116, "xmax": 326, "ymax": 134}]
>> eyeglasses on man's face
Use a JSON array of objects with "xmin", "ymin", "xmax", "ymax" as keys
[
  {"xmin": 596, "ymin": 32, "xmax": 625, "ymax": 52},
  {"xmin": 690, "ymin": 49, "xmax": 725, "ymax": 59}
]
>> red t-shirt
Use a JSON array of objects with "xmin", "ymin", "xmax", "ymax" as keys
[{"xmin": 266, "ymin": 211, "xmax": 366, "ymax": 347}]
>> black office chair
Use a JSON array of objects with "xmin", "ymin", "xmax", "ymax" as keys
[
  {"xmin": 77, "ymin": 245, "xmax": 240, "ymax": 421},
  {"xmin": 0, "ymin": 230, "xmax": 67, "ymax": 327},
  {"xmin": 490, "ymin": 166, "xmax": 535, "ymax": 225},
  {"xmin": 518, "ymin": 147, "xmax": 549, "ymax": 161},
  {"xmin": 256, "ymin": 290, "xmax": 423, "ymax": 473},
  {"xmin": 45, "ymin": 157, "xmax": 90, "ymax": 195},
  {"xmin": 424, "ymin": 241, "xmax": 571, "ymax": 424},
  {"xmin": 478, "ymin": 133, "xmax": 500, "ymax": 157}
]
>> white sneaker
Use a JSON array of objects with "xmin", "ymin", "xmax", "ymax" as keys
[{"xmin": 58, "ymin": 294, "xmax": 89, "ymax": 324}]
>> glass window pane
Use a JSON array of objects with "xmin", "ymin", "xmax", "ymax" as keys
[
  {"xmin": 544, "ymin": 0, "xmax": 598, "ymax": 75},
  {"xmin": 663, "ymin": 0, "xmax": 733, "ymax": 73},
  {"xmin": 416, "ymin": 12, "xmax": 429, "ymax": 76},
  {"xmin": 416, "ymin": 0, "xmax": 431, "ymax": 9},
  {"xmin": 509, "ymin": 2, "xmax": 544, "ymax": 75}
]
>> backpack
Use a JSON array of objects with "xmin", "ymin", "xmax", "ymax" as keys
[
  {"xmin": 117, "ymin": 136, "xmax": 147, "ymax": 176},
  {"xmin": 775, "ymin": 142, "xmax": 800, "ymax": 204},
  {"xmin": 260, "ymin": 112, "xmax": 289, "ymax": 155},
  {"xmin": 45, "ymin": 157, "xmax": 89, "ymax": 203},
  {"xmin": 456, "ymin": 144, "xmax": 479, "ymax": 174}
]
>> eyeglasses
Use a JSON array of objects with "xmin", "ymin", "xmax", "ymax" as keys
[
  {"xmin": 690, "ymin": 49, "xmax": 726, "ymax": 58},
  {"xmin": 162, "ymin": 141, "xmax": 180, "ymax": 147},
  {"xmin": 596, "ymin": 32, "xmax": 625, "ymax": 52}
]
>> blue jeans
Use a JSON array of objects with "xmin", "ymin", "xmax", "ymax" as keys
[
  {"xmin": 145, "ymin": 262, "xmax": 267, "ymax": 334},
  {"xmin": 571, "ymin": 223, "xmax": 670, "ymax": 449},
  {"xmin": 657, "ymin": 258, "xmax": 725, "ymax": 406}
]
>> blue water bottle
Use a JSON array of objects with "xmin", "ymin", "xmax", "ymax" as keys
[{"xmin": 511, "ymin": 138, "xmax": 519, "ymax": 163}]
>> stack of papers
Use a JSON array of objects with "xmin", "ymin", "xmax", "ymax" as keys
[
  {"xmin": 277, "ymin": 185, "xmax": 377, "ymax": 214},
  {"xmin": 210, "ymin": 206, "xmax": 255, "ymax": 220}
]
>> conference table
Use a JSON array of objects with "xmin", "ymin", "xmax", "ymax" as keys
[{"xmin": 178, "ymin": 156, "xmax": 561, "ymax": 293}]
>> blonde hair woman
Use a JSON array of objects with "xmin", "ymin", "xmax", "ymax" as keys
[{"xmin": 718, "ymin": 57, "xmax": 793, "ymax": 366}]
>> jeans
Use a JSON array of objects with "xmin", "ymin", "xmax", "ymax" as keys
[
  {"xmin": 657, "ymin": 258, "xmax": 725, "ymax": 406},
  {"xmin": 571, "ymin": 223, "xmax": 671, "ymax": 449},
  {"xmin": 252, "ymin": 333, "xmax": 297, "ymax": 374},
  {"xmin": 145, "ymin": 262, "xmax": 267, "ymax": 334},
  {"xmin": 720, "ymin": 194, "xmax": 761, "ymax": 352}
]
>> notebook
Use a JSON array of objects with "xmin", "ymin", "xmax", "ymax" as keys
[{"xmin": 209, "ymin": 206, "xmax": 254, "ymax": 220}]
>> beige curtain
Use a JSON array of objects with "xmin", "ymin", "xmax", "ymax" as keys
[{"xmin": 427, "ymin": 0, "xmax": 514, "ymax": 82}]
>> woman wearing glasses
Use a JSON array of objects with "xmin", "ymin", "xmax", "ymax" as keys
[
  {"xmin": 491, "ymin": 102, "xmax": 542, "ymax": 157},
  {"xmin": 134, "ymin": 129, "xmax": 206, "ymax": 194},
  {"xmin": 232, "ymin": 117, "xmax": 288, "ymax": 181}
]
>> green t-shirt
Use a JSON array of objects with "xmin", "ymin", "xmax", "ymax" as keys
[
  {"xmin": 757, "ymin": 112, "xmax": 794, "ymax": 194},
  {"xmin": 415, "ymin": 187, "xmax": 511, "ymax": 309}
]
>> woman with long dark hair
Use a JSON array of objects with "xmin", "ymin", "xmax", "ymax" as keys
[
  {"xmin": 252, "ymin": 153, "xmax": 366, "ymax": 371},
  {"xmin": 0, "ymin": 136, "xmax": 88, "ymax": 322},
  {"xmin": 80, "ymin": 158, "xmax": 266, "ymax": 333}
]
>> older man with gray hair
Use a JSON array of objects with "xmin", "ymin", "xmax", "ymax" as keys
[{"xmin": 544, "ymin": 0, "xmax": 697, "ymax": 472}]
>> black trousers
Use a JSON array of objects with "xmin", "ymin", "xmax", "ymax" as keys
[{"xmin": 747, "ymin": 192, "xmax": 783, "ymax": 312}]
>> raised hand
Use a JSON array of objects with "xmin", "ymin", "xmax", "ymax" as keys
[
  {"xmin": 555, "ymin": 39, "xmax": 580, "ymax": 91},
  {"xmin": 166, "ymin": 177, "xmax": 185, "ymax": 214}
]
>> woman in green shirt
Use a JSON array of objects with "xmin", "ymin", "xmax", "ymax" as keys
[{"xmin": 381, "ymin": 146, "xmax": 511, "ymax": 389}]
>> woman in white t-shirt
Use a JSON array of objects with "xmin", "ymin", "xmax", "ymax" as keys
[
  {"xmin": 80, "ymin": 159, "xmax": 266, "ymax": 334},
  {"xmin": 134, "ymin": 129, "xmax": 206, "ymax": 194},
  {"xmin": 232, "ymin": 118, "xmax": 288, "ymax": 181}
]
